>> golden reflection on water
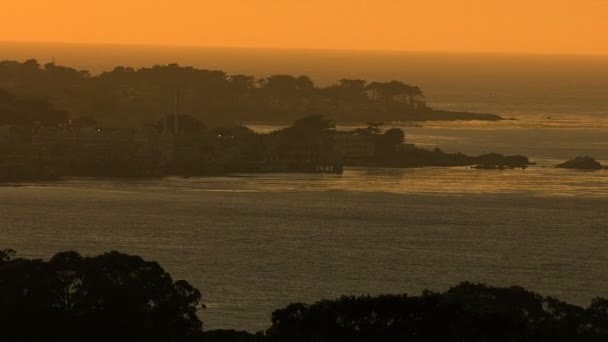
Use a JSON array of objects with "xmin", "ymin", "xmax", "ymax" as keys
[
  {"xmin": 225, "ymin": 167, "xmax": 608, "ymax": 197},
  {"xmin": 23, "ymin": 166, "xmax": 607, "ymax": 198}
]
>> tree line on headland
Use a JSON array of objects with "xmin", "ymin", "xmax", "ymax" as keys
[
  {"xmin": 0, "ymin": 59, "xmax": 501, "ymax": 127},
  {"xmin": 0, "ymin": 111, "xmax": 530, "ymax": 182},
  {"xmin": 1, "ymin": 248, "xmax": 607, "ymax": 342}
]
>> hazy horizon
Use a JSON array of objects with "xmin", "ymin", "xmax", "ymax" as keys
[
  {"xmin": 5, "ymin": 39, "xmax": 608, "ymax": 57},
  {"xmin": 3, "ymin": 40, "xmax": 608, "ymax": 116}
]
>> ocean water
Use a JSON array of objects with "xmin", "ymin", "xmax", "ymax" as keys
[
  {"xmin": 1, "ymin": 42, "xmax": 608, "ymax": 331},
  {"xmin": 1, "ymin": 165, "xmax": 608, "ymax": 331}
]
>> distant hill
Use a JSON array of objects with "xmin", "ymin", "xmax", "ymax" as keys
[{"xmin": 0, "ymin": 59, "xmax": 501, "ymax": 126}]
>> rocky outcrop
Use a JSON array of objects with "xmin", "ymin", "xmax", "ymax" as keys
[{"xmin": 556, "ymin": 156, "xmax": 606, "ymax": 170}]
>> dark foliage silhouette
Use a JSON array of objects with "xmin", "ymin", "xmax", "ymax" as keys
[
  {"xmin": 2, "ymin": 249, "xmax": 606, "ymax": 342},
  {"xmin": 0, "ymin": 250, "xmax": 202, "ymax": 342},
  {"xmin": 0, "ymin": 60, "xmax": 501, "ymax": 126},
  {"xmin": 265, "ymin": 282, "xmax": 608, "ymax": 342},
  {"xmin": 0, "ymin": 89, "xmax": 67, "ymax": 126}
]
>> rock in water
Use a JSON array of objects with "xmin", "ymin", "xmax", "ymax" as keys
[{"xmin": 556, "ymin": 156, "xmax": 605, "ymax": 170}]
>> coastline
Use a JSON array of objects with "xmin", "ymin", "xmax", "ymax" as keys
[
  {"xmin": 243, "ymin": 110, "xmax": 504, "ymax": 127},
  {"xmin": 5, "ymin": 152, "xmax": 607, "ymax": 186}
]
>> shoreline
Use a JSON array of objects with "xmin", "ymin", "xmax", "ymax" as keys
[
  {"xmin": 242, "ymin": 111, "xmax": 504, "ymax": 127},
  {"xmin": 0, "ymin": 163, "xmax": 541, "ymax": 186}
]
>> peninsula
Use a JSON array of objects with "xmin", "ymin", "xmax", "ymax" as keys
[
  {"xmin": 1, "ymin": 111, "xmax": 529, "ymax": 182},
  {"xmin": 0, "ymin": 59, "xmax": 502, "ymax": 126}
]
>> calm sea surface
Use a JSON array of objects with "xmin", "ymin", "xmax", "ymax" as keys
[
  {"xmin": 2, "ymin": 163, "xmax": 608, "ymax": 330},
  {"xmin": 2, "ymin": 43, "xmax": 608, "ymax": 331}
]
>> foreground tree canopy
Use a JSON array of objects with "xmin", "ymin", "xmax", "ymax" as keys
[
  {"xmin": 0, "ymin": 60, "xmax": 500, "ymax": 126},
  {"xmin": 1, "ymin": 249, "xmax": 606, "ymax": 342},
  {"xmin": 0, "ymin": 249, "xmax": 202, "ymax": 342},
  {"xmin": 266, "ymin": 284, "xmax": 608, "ymax": 342}
]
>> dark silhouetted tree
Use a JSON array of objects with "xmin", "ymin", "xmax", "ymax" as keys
[
  {"xmin": 265, "ymin": 282, "xmax": 608, "ymax": 342},
  {"xmin": 0, "ymin": 250, "xmax": 203, "ymax": 342}
]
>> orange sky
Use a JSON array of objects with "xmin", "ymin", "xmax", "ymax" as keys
[{"xmin": 1, "ymin": 0, "xmax": 607, "ymax": 54}]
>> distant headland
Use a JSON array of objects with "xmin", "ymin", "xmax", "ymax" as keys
[
  {"xmin": 0, "ymin": 59, "xmax": 529, "ymax": 182},
  {"xmin": 0, "ymin": 59, "xmax": 502, "ymax": 126},
  {"xmin": 0, "ymin": 110, "xmax": 528, "ymax": 182}
]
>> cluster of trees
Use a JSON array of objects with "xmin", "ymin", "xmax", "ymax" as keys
[
  {"xmin": 266, "ymin": 284, "xmax": 608, "ymax": 342},
  {"xmin": 0, "ymin": 59, "xmax": 499, "ymax": 127},
  {"xmin": 0, "ymin": 89, "xmax": 66, "ymax": 126},
  {"xmin": 274, "ymin": 115, "xmax": 337, "ymax": 163},
  {"xmin": 2, "ymin": 248, "xmax": 607, "ymax": 342},
  {"xmin": 349, "ymin": 121, "xmax": 407, "ymax": 159},
  {"xmin": 0, "ymin": 249, "xmax": 202, "ymax": 342}
]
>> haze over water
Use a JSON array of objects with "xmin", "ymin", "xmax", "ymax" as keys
[
  {"xmin": 3, "ymin": 41, "xmax": 608, "ymax": 115},
  {"xmin": 2, "ymin": 42, "xmax": 608, "ymax": 331}
]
